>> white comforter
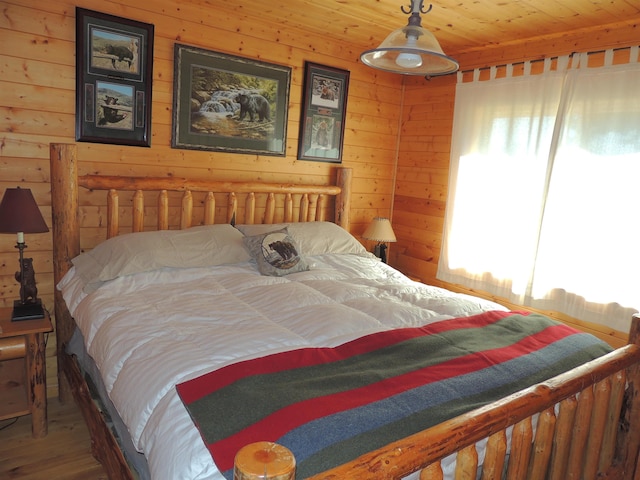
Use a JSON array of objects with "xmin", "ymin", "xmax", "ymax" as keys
[{"xmin": 60, "ymin": 253, "xmax": 507, "ymax": 480}]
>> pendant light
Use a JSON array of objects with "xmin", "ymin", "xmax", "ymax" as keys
[{"xmin": 360, "ymin": 0, "xmax": 458, "ymax": 76}]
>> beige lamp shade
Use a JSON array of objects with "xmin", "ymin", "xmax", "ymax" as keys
[{"xmin": 362, "ymin": 217, "xmax": 397, "ymax": 243}]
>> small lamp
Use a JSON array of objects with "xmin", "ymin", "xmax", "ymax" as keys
[
  {"xmin": 362, "ymin": 217, "xmax": 397, "ymax": 263},
  {"xmin": 0, "ymin": 187, "xmax": 49, "ymax": 321}
]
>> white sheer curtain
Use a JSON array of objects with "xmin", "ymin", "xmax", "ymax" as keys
[{"xmin": 438, "ymin": 48, "xmax": 640, "ymax": 333}]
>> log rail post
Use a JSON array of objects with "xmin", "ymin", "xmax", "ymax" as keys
[
  {"xmin": 618, "ymin": 314, "xmax": 640, "ymax": 478},
  {"xmin": 50, "ymin": 143, "xmax": 80, "ymax": 402}
]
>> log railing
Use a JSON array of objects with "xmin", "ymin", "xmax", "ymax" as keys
[{"xmin": 77, "ymin": 174, "xmax": 347, "ymax": 239}]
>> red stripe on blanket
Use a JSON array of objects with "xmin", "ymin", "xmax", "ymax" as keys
[
  {"xmin": 178, "ymin": 310, "xmax": 525, "ymax": 404},
  {"xmin": 207, "ymin": 322, "xmax": 575, "ymax": 470}
]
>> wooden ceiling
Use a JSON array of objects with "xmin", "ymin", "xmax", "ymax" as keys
[{"xmin": 225, "ymin": 0, "xmax": 639, "ymax": 60}]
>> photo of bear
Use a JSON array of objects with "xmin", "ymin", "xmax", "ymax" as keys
[
  {"xmin": 311, "ymin": 75, "xmax": 342, "ymax": 109},
  {"xmin": 312, "ymin": 116, "xmax": 334, "ymax": 149},
  {"xmin": 76, "ymin": 8, "xmax": 153, "ymax": 147},
  {"xmin": 235, "ymin": 93, "xmax": 271, "ymax": 122},
  {"xmin": 172, "ymin": 44, "xmax": 291, "ymax": 155},
  {"xmin": 90, "ymin": 28, "xmax": 141, "ymax": 75},
  {"xmin": 95, "ymin": 81, "xmax": 134, "ymax": 131},
  {"xmin": 188, "ymin": 65, "xmax": 279, "ymax": 141},
  {"xmin": 297, "ymin": 62, "xmax": 349, "ymax": 163}
]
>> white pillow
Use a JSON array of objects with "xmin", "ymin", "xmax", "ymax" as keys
[
  {"xmin": 235, "ymin": 221, "xmax": 368, "ymax": 256},
  {"xmin": 72, "ymin": 224, "xmax": 250, "ymax": 292}
]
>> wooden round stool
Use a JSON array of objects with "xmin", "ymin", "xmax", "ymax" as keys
[{"xmin": 233, "ymin": 441, "xmax": 296, "ymax": 480}]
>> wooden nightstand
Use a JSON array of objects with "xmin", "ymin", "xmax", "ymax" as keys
[{"xmin": 0, "ymin": 306, "xmax": 53, "ymax": 438}]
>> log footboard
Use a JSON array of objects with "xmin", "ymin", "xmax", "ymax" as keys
[{"xmin": 308, "ymin": 316, "xmax": 640, "ymax": 480}]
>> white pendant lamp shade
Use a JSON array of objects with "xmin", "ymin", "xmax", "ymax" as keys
[{"xmin": 360, "ymin": 1, "xmax": 459, "ymax": 76}]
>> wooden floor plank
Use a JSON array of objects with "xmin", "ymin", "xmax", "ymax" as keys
[{"xmin": 0, "ymin": 398, "xmax": 107, "ymax": 479}]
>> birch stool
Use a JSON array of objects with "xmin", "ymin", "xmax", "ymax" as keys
[{"xmin": 234, "ymin": 442, "xmax": 296, "ymax": 480}]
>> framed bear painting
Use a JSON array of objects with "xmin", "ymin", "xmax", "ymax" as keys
[
  {"xmin": 171, "ymin": 44, "xmax": 291, "ymax": 156},
  {"xmin": 75, "ymin": 8, "xmax": 154, "ymax": 147},
  {"xmin": 297, "ymin": 62, "xmax": 350, "ymax": 163}
]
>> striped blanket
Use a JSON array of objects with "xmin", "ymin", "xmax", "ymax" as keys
[{"xmin": 177, "ymin": 311, "xmax": 611, "ymax": 478}]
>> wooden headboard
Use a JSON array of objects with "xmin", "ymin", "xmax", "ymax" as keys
[{"xmin": 49, "ymin": 142, "xmax": 352, "ymax": 385}]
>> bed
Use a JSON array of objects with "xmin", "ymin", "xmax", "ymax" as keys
[{"xmin": 49, "ymin": 142, "xmax": 640, "ymax": 480}]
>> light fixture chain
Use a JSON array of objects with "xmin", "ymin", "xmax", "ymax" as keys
[{"xmin": 401, "ymin": 0, "xmax": 433, "ymax": 15}]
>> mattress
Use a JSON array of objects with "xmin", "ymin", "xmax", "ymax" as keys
[{"xmin": 59, "ymin": 247, "xmax": 509, "ymax": 480}]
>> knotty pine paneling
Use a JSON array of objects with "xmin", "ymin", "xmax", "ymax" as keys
[{"xmin": 1, "ymin": 0, "xmax": 401, "ymax": 397}]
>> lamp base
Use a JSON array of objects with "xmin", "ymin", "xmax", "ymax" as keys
[
  {"xmin": 12, "ymin": 298, "xmax": 45, "ymax": 321},
  {"xmin": 373, "ymin": 244, "xmax": 388, "ymax": 263}
]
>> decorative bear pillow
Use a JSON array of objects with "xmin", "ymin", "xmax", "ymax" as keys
[{"xmin": 242, "ymin": 227, "xmax": 309, "ymax": 276}]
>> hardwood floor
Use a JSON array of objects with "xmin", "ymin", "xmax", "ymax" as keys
[{"xmin": 0, "ymin": 397, "xmax": 108, "ymax": 479}]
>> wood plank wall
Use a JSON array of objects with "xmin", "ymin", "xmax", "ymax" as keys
[
  {"xmin": 392, "ymin": 18, "xmax": 640, "ymax": 349},
  {"xmin": 0, "ymin": 0, "xmax": 401, "ymax": 397},
  {"xmin": 2, "ymin": 0, "xmax": 638, "ymax": 396}
]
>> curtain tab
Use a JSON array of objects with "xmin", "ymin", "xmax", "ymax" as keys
[
  {"xmin": 580, "ymin": 52, "xmax": 589, "ymax": 68},
  {"xmin": 630, "ymin": 46, "xmax": 639, "ymax": 63},
  {"xmin": 571, "ymin": 52, "xmax": 588, "ymax": 69},
  {"xmin": 523, "ymin": 61, "xmax": 531, "ymax": 76},
  {"xmin": 557, "ymin": 55, "xmax": 569, "ymax": 72},
  {"xmin": 490, "ymin": 65, "xmax": 497, "ymax": 80},
  {"xmin": 473, "ymin": 68, "xmax": 480, "ymax": 82},
  {"xmin": 506, "ymin": 63, "xmax": 514, "ymax": 78},
  {"xmin": 604, "ymin": 49, "xmax": 614, "ymax": 67}
]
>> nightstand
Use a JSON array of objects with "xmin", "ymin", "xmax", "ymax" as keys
[{"xmin": 0, "ymin": 306, "xmax": 53, "ymax": 438}]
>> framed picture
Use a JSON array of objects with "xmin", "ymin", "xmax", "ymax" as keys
[
  {"xmin": 75, "ymin": 8, "xmax": 154, "ymax": 147},
  {"xmin": 172, "ymin": 44, "xmax": 291, "ymax": 156},
  {"xmin": 297, "ymin": 62, "xmax": 350, "ymax": 163}
]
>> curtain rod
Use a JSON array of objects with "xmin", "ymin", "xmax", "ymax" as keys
[{"xmin": 458, "ymin": 45, "xmax": 635, "ymax": 75}]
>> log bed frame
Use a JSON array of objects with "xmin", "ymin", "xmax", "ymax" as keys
[{"xmin": 50, "ymin": 143, "xmax": 640, "ymax": 480}]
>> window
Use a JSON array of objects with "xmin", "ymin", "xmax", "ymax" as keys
[{"xmin": 438, "ymin": 50, "xmax": 640, "ymax": 333}]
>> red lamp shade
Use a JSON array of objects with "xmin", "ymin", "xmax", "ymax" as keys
[
  {"xmin": 0, "ymin": 187, "xmax": 49, "ymax": 320},
  {"xmin": 0, "ymin": 187, "xmax": 49, "ymax": 235}
]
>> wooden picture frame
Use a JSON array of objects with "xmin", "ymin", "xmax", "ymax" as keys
[
  {"xmin": 297, "ymin": 62, "xmax": 350, "ymax": 163},
  {"xmin": 171, "ymin": 44, "xmax": 291, "ymax": 156},
  {"xmin": 75, "ymin": 8, "xmax": 154, "ymax": 147}
]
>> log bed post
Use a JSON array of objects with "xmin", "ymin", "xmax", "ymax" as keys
[
  {"xmin": 50, "ymin": 143, "xmax": 80, "ymax": 402},
  {"xmin": 335, "ymin": 167, "xmax": 351, "ymax": 231},
  {"xmin": 620, "ymin": 314, "xmax": 640, "ymax": 477}
]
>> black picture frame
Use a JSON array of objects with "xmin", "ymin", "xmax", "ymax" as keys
[
  {"xmin": 171, "ymin": 44, "xmax": 291, "ymax": 156},
  {"xmin": 297, "ymin": 62, "xmax": 350, "ymax": 163},
  {"xmin": 75, "ymin": 8, "xmax": 154, "ymax": 147}
]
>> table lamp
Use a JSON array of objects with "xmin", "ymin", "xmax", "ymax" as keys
[
  {"xmin": 362, "ymin": 217, "xmax": 397, "ymax": 263},
  {"xmin": 0, "ymin": 187, "xmax": 49, "ymax": 321}
]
